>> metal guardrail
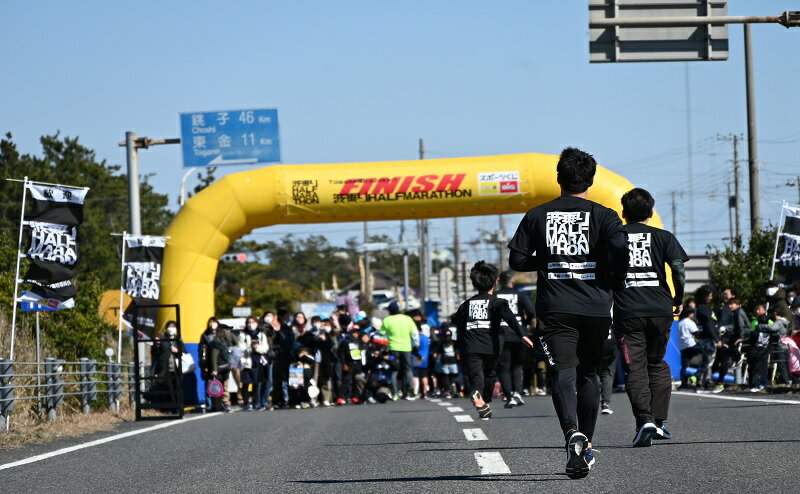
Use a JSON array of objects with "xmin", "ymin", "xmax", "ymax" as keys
[{"xmin": 0, "ymin": 358, "xmax": 136, "ymax": 430}]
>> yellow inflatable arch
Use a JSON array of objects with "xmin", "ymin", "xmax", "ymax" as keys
[{"xmin": 161, "ymin": 152, "xmax": 662, "ymax": 346}]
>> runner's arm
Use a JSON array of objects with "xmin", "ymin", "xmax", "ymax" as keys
[
  {"xmin": 499, "ymin": 299, "xmax": 527, "ymax": 340},
  {"xmin": 509, "ymin": 249, "xmax": 539, "ymax": 272},
  {"xmin": 517, "ymin": 290, "xmax": 536, "ymax": 326},
  {"xmin": 608, "ymin": 230, "xmax": 629, "ymax": 290},
  {"xmin": 668, "ymin": 258, "xmax": 686, "ymax": 306}
]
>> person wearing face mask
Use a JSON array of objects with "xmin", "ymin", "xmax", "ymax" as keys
[
  {"xmin": 152, "ymin": 320, "xmax": 185, "ymax": 376},
  {"xmin": 314, "ymin": 316, "xmax": 337, "ymax": 406},
  {"xmin": 149, "ymin": 321, "xmax": 185, "ymax": 411},
  {"xmin": 765, "ymin": 281, "xmax": 792, "ymax": 326},
  {"xmin": 258, "ymin": 312, "xmax": 277, "ymax": 410},
  {"xmin": 271, "ymin": 309, "xmax": 295, "ymax": 408},
  {"xmin": 199, "ymin": 317, "xmax": 220, "ymax": 410}
]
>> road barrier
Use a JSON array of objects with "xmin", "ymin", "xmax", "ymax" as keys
[{"xmin": 0, "ymin": 358, "xmax": 135, "ymax": 431}]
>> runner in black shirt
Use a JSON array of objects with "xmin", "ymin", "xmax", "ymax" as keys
[
  {"xmin": 613, "ymin": 188, "xmax": 688, "ymax": 447},
  {"xmin": 454, "ymin": 262, "xmax": 534, "ymax": 421},
  {"xmin": 495, "ymin": 271, "xmax": 536, "ymax": 408},
  {"xmin": 508, "ymin": 147, "xmax": 629, "ymax": 479}
]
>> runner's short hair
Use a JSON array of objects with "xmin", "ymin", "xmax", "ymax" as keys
[
  {"xmin": 726, "ymin": 297, "xmax": 741, "ymax": 306},
  {"xmin": 556, "ymin": 147, "xmax": 596, "ymax": 194},
  {"xmin": 470, "ymin": 261, "xmax": 499, "ymax": 292},
  {"xmin": 621, "ymin": 188, "xmax": 655, "ymax": 223},
  {"xmin": 499, "ymin": 270, "xmax": 514, "ymax": 286}
]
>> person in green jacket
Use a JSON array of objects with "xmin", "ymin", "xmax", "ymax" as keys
[{"xmin": 382, "ymin": 302, "xmax": 418, "ymax": 400}]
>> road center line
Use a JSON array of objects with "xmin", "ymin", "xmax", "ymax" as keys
[
  {"xmin": 454, "ymin": 414, "xmax": 474, "ymax": 423},
  {"xmin": 474, "ymin": 452, "xmax": 511, "ymax": 475},
  {"xmin": 0, "ymin": 412, "xmax": 224, "ymax": 471},
  {"xmin": 447, "ymin": 406, "xmax": 464, "ymax": 413},
  {"xmin": 463, "ymin": 428, "xmax": 488, "ymax": 441},
  {"xmin": 673, "ymin": 391, "xmax": 800, "ymax": 405}
]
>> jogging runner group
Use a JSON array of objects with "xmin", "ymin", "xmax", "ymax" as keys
[{"xmin": 455, "ymin": 147, "xmax": 687, "ymax": 479}]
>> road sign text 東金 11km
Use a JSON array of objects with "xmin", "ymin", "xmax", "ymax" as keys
[{"xmin": 179, "ymin": 109, "xmax": 281, "ymax": 168}]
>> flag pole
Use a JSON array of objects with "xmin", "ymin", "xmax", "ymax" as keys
[
  {"xmin": 9, "ymin": 177, "xmax": 29, "ymax": 362},
  {"xmin": 769, "ymin": 202, "xmax": 787, "ymax": 281},
  {"xmin": 117, "ymin": 231, "xmax": 127, "ymax": 364}
]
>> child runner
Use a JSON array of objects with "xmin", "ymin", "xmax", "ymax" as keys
[
  {"xmin": 454, "ymin": 261, "xmax": 534, "ymax": 421},
  {"xmin": 613, "ymin": 188, "xmax": 688, "ymax": 447},
  {"xmin": 508, "ymin": 147, "xmax": 630, "ymax": 479}
]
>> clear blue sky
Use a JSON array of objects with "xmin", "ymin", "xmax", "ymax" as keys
[{"xmin": 3, "ymin": 1, "xmax": 799, "ymax": 262}]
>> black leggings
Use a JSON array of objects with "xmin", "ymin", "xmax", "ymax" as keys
[
  {"xmin": 463, "ymin": 353, "xmax": 498, "ymax": 403},
  {"xmin": 497, "ymin": 341, "xmax": 524, "ymax": 398},
  {"xmin": 551, "ymin": 365, "xmax": 601, "ymax": 441}
]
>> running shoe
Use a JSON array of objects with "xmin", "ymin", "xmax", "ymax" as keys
[
  {"xmin": 712, "ymin": 384, "xmax": 724, "ymax": 394},
  {"xmin": 366, "ymin": 396, "xmax": 377, "ymax": 404},
  {"xmin": 472, "ymin": 391, "xmax": 493, "ymax": 420},
  {"xmin": 521, "ymin": 389, "xmax": 531, "ymax": 397},
  {"xmin": 404, "ymin": 395, "xmax": 417, "ymax": 401},
  {"xmin": 335, "ymin": 397, "xmax": 345, "ymax": 406},
  {"xmin": 565, "ymin": 431, "xmax": 590, "ymax": 479},
  {"xmin": 350, "ymin": 397, "xmax": 360, "ymax": 405},
  {"xmin": 322, "ymin": 400, "xmax": 331, "ymax": 407},
  {"xmin": 513, "ymin": 392, "xmax": 525, "ymax": 405},
  {"xmin": 584, "ymin": 448, "xmax": 596, "ymax": 470},
  {"xmin": 534, "ymin": 388, "xmax": 547, "ymax": 396},
  {"xmin": 632, "ymin": 422, "xmax": 658, "ymax": 447},
  {"xmin": 654, "ymin": 423, "xmax": 672, "ymax": 440},
  {"xmin": 392, "ymin": 393, "xmax": 400, "ymax": 401},
  {"xmin": 504, "ymin": 397, "xmax": 518, "ymax": 409},
  {"xmin": 601, "ymin": 402, "xmax": 613, "ymax": 415},
  {"xmin": 749, "ymin": 385, "xmax": 765, "ymax": 393}
]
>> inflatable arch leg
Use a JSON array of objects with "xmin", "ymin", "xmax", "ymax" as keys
[{"xmin": 159, "ymin": 153, "xmax": 662, "ymax": 402}]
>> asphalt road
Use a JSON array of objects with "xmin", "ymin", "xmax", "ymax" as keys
[{"xmin": 2, "ymin": 390, "xmax": 799, "ymax": 493}]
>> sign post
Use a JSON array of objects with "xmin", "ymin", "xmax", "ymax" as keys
[{"xmin": 179, "ymin": 109, "xmax": 281, "ymax": 168}]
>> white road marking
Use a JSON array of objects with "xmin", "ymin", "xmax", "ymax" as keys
[
  {"xmin": 0, "ymin": 412, "xmax": 224, "ymax": 471},
  {"xmin": 673, "ymin": 391, "xmax": 800, "ymax": 405},
  {"xmin": 454, "ymin": 414, "xmax": 474, "ymax": 423},
  {"xmin": 463, "ymin": 428, "xmax": 488, "ymax": 441},
  {"xmin": 474, "ymin": 452, "xmax": 511, "ymax": 475},
  {"xmin": 437, "ymin": 402, "xmax": 451, "ymax": 406},
  {"xmin": 447, "ymin": 406, "xmax": 464, "ymax": 413},
  {"xmin": 429, "ymin": 398, "xmax": 441, "ymax": 403}
]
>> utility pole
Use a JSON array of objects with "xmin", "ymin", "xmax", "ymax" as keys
[
  {"xmin": 118, "ymin": 134, "xmax": 181, "ymax": 235},
  {"xmin": 718, "ymin": 134, "xmax": 743, "ymax": 238},
  {"xmin": 400, "ymin": 220, "xmax": 410, "ymax": 311},
  {"xmin": 671, "ymin": 191, "xmax": 678, "ymax": 236},
  {"xmin": 684, "ymin": 63, "xmax": 695, "ymax": 251},
  {"xmin": 453, "ymin": 217, "xmax": 461, "ymax": 299},
  {"xmin": 363, "ymin": 221, "xmax": 371, "ymax": 305},
  {"xmin": 726, "ymin": 182, "xmax": 734, "ymax": 240},
  {"xmin": 744, "ymin": 24, "xmax": 761, "ymax": 232},
  {"xmin": 124, "ymin": 132, "xmax": 141, "ymax": 235},
  {"xmin": 418, "ymin": 138, "xmax": 430, "ymax": 307}
]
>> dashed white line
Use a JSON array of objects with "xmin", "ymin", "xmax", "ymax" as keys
[
  {"xmin": 474, "ymin": 452, "xmax": 511, "ymax": 475},
  {"xmin": 673, "ymin": 391, "xmax": 800, "ymax": 405},
  {"xmin": 446, "ymin": 406, "xmax": 464, "ymax": 413},
  {"xmin": 463, "ymin": 428, "xmax": 488, "ymax": 441},
  {"xmin": 0, "ymin": 411, "xmax": 224, "ymax": 471},
  {"xmin": 429, "ymin": 398, "xmax": 442, "ymax": 403},
  {"xmin": 437, "ymin": 402, "xmax": 451, "ymax": 407},
  {"xmin": 454, "ymin": 414, "xmax": 474, "ymax": 423}
]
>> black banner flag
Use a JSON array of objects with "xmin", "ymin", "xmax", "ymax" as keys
[
  {"xmin": 123, "ymin": 236, "xmax": 166, "ymax": 339},
  {"xmin": 19, "ymin": 184, "xmax": 88, "ymax": 309}
]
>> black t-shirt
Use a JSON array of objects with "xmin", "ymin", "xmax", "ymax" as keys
[
  {"xmin": 613, "ymin": 222, "xmax": 689, "ymax": 319},
  {"xmin": 495, "ymin": 287, "xmax": 536, "ymax": 342},
  {"xmin": 508, "ymin": 196, "xmax": 626, "ymax": 318},
  {"xmin": 455, "ymin": 293, "xmax": 525, "ymax": 355}
]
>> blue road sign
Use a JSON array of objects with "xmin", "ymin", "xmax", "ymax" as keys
[
  {"xmin": 19, "ymin": 291, "xmax": 61, "ymax": 312},
  {"xmin": 179, "ymin": 109, "xmax": 281, "ymax": 168}
]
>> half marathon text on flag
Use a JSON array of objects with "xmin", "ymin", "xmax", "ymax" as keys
[
  {"xmin": 18, "ymin": 183, "xmax": 88, "ymax": 309},
  {"xmin": 123, "ymin": 236, "xmax": 166, "ymax": 339},
  {"xmin": 777, "ymin": 205, "xmax": 800, "ymax": 284}
]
